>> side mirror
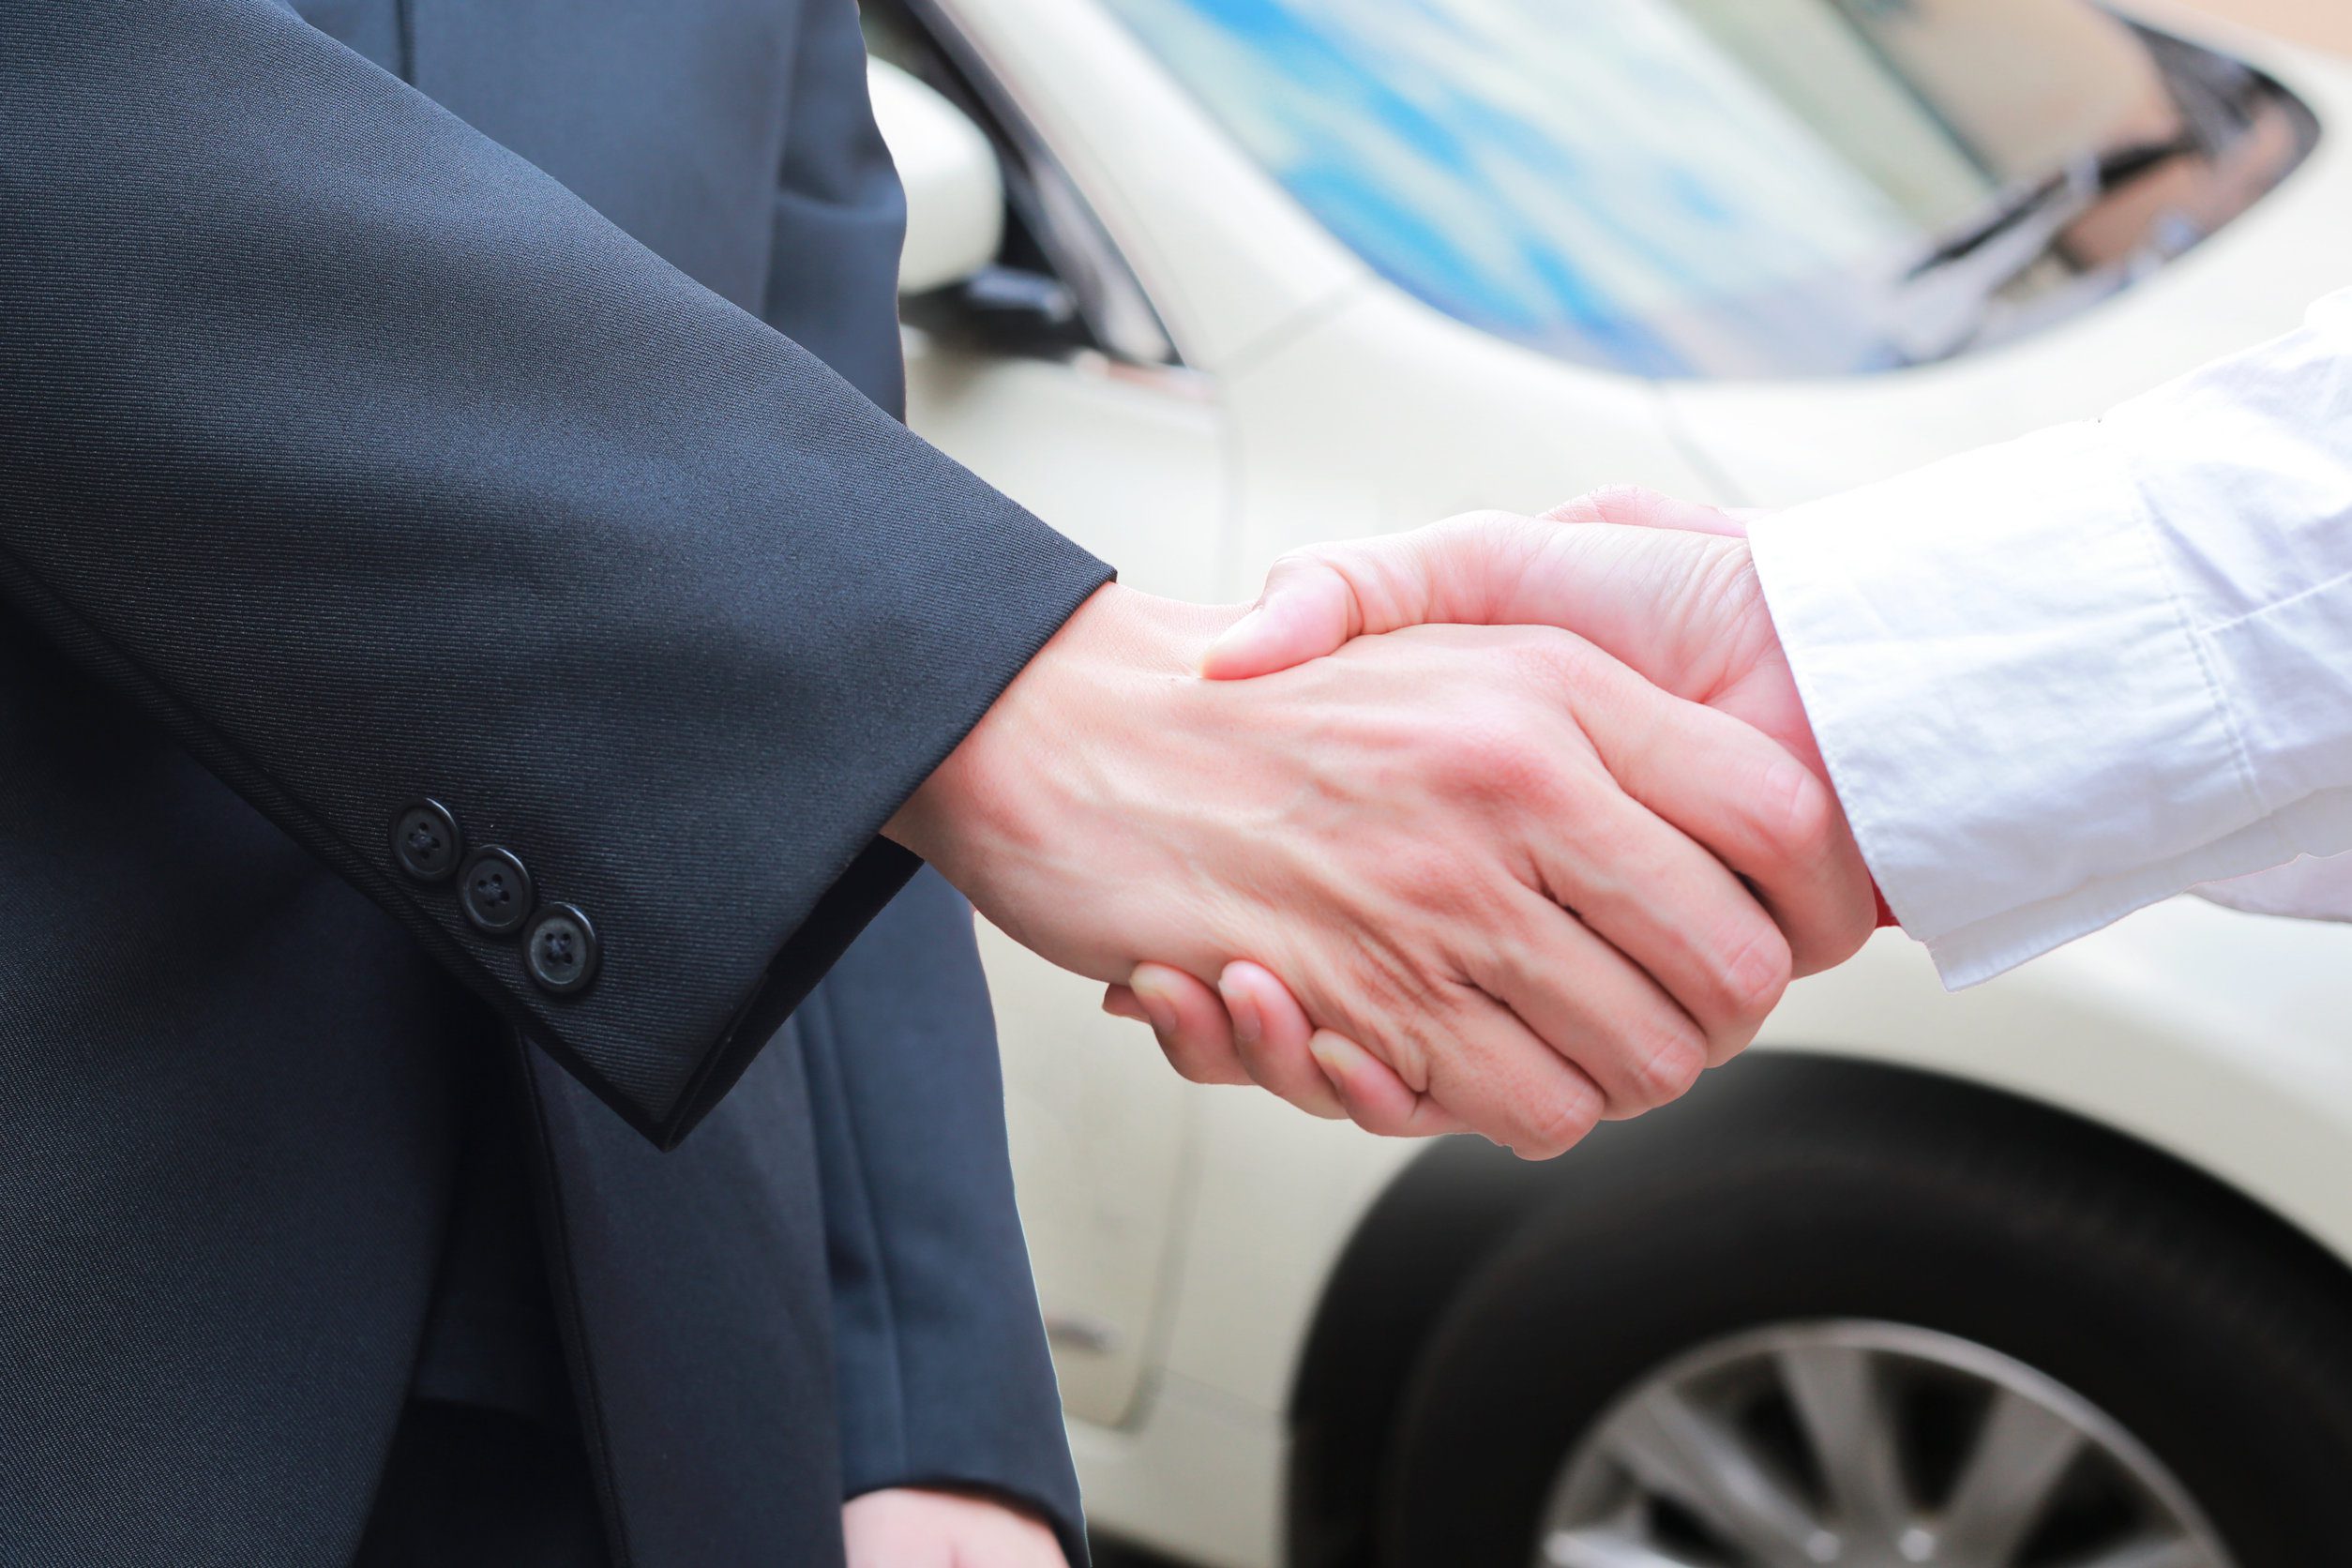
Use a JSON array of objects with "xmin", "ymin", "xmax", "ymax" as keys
[{"xmin": 867, "ymin": 60, "xmax": 1006, "ymax": 297}]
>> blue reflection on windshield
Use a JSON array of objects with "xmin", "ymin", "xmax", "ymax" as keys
[{"xmin": 1104, "ymin": 0, "xmax": 1922, "ymax": 376}]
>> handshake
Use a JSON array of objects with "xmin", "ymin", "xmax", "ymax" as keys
[{"xmin": 887, "ymin": 488, "xmax": 1878, "ymax": 1158}]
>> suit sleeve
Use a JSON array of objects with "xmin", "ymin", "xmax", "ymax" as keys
[
  {"xmin": 799, "ymin": 868, "xmax": 1086, "ymax": 1564},
  {"xmin": 0, "ymin": 0, "xmax": 1111, "ymax": 1146},
  {"xmin": 1749, "ymin": 288, "xmax": 2352, "ymax": 987}
]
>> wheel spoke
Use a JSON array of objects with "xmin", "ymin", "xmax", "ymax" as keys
[
  {"xmin": 1541, "ymin": 1527, "xmax": 1713, "ymax": 1568},
  {"xmin": 1601, "ymin": 1383, "xmax": 1825, "ymax": 1563},
  {"xmin": 1775, "ymin": 1342, "xmax": 1910, "ymax": 1535},
  {"xmin": 1545, "ymin": 1322, "xmax": 2227, "ymax": 1568},
  {"xmin": 2048, "ymin": 1535, "xmax": 2222, "ymax": 1568},
  {"xmin": 1934, "ymin": 1384, "xmax": 2088, "ymax": 1559}
]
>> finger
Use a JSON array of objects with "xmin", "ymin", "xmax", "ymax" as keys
[
  {"xmin": 1204, "ymin": 507, "xmax": 1764, "ymax": 721},
  {"xmin": 1126, "ymin": 963, "xmax": 1253, "ymax": 1087},
  {"xmin": 1545, "ymin": 484, "xmax": 1748, "ymax": 537},
  {"xmin": 1198, "ymin": 551, "xmax": 1364, "ymax": 680},
  {"xmin": 1100, "ymin": 983, "xmax": 1147, "ymax": 1023},
  {"xmin": 1200, "ymin": 510, "xmax": 1548, "ymax": 680},
  {"xmin": 1217, "ymin": 958, "xmax": 1465, "ymax": 1137},
  {"xmin": 1306, "ymin": 1031, "xmax": 1467, "ymax": 1138},
  {"xmin": 1533, "ymin": 769, "xmax": 1790, "ymax": 1068},
  {"xmin": 1219, "ymin": 961, "xmax": 1350, "ymax": 1119},
  {"xmin": 1467, "ymin": 882, "xmax": 1720, "ymax": 1112},
  {"xmin": 1403, "ymin": 966, "xmax": 1608, "ymax": 1160},
  {"xmin": 1585, "ymin": 671, "xmax": 1877, "ymax": 978}
]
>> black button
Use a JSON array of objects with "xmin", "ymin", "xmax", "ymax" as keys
[
  {"xmin": 392, "ymin": 799, "xmax": 462, "ymax": 882},
  {"xmin": 523, "ymin": 903, "xmax": 599, "ymax": 996},
  {"xmin": 458, "ymin": 846, "xmax": 535, "ymax": 937}
]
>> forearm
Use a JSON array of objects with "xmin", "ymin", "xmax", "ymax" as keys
[
  {"xmin": 0, "ymin": 0, "xmax": 1108, "ymax": 1143},
  {"xmin": 1750, "ymin": 288, "xmax": 2352, "ymax": 984}
]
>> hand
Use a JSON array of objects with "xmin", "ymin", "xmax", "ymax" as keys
[
  {"xmin": 890, "ymin": 566, "xmax": 1866, "ymax": 1157},
  {"xmin": 1106, "ymin": 490, "xmax": 1875, "ymax": 1135},
  {"xmin": 841, "ymin": 1487, "xmax": 1066, "ymax": 1568}
]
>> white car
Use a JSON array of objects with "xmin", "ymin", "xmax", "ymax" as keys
[{"xmin": 866, "ymin": 4, "xmax": 2352, "ymax": 1565}]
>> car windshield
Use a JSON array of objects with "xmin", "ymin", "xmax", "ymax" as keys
[{"xmin": 1099, "ymin": 0, "xmax": 2311, "ymax": 377}]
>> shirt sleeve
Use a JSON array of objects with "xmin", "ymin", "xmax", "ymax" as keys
[
  {"xmin": 1747, "ymin": 288, "xmax": 2352, "ymax": 987},
  {"xmin": 2198, "ymin": 852, "xmax": 2352, "ymax": 922}
]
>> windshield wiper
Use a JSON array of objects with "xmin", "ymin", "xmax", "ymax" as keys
[
  {"xmin": 1888, "ymin": 137, "xmax": 2197, "ymax": 363},
  {"xmin": 1908, "ymin": 138, "xmax": 2195, "ymax": 276}
]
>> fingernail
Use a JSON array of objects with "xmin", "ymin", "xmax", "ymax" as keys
[
  {"xmin": 1199, "ymin": 609, "xmax": 1263, "ymax": 678},
  {"xmin": 1131, "ymin": 977, "xmax": 1178, "ymax": 1037},
  {"xmin": 1306, "ymin": 1034, "xmax": 1346, "ymax": 1086},
  {"xmin": 1223, "ymin": 983, "xmax": 1262, "ymax": 1046},
  {"xmin": 1102, "ymin": 988, "xmax": 1147, "ymax": 1023}
]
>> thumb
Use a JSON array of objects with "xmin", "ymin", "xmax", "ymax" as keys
[
  {"xmin": 1200, "ymin": 509, "xmax": 1550, "ymax": 681},
  {"xmin": 1545, "ymin": 484, "xmax": 1750, "ymax": 538},
  {"xmin": 1198, "ymin": 550, "xmax": 1364, "ymax": 681},
  {"xmin": 1200, "ymin": 502, "xmax": 1760, "ymax": 701}
]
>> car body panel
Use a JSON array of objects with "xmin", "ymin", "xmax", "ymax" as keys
[
  {"xmin": 887, "ymin": 2, "xmax": 2352, "ymax": 1561},
  {"xmin": 902, "ymin": 337, "xmax": 1229, "ymax": 1425},
  {"xmin": 919, "ymin": 0, "xmax": 1367, "ymax": 370}
]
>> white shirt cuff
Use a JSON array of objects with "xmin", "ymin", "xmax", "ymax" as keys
[{"xmin": 1748, "ymin": 422, "xmax": 2296, "ymax": 988}]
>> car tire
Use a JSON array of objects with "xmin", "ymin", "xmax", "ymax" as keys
[{"xmin": 1373, "ymin": 1061, "xmax": 2352, "ymax": 1567}]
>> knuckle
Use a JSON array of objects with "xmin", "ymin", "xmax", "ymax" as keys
[
  {"xmin": 1822, "ymin": 882, "xmax": 1882, "ymax": 971},
  {"xmin": 1262, "ymin": 543, "xmax": 1358, "ymax": 603},
  {"xmin": 1352, "ymin": 1097, "xmax": 1413, "ymax": 1139},
  {"xmin": 1505, "ymin": 630, "xmax": 1614, "ymax": 716},
  {"xmin": 1436, "ymin": 715, "xmax": 1558, "ymax": 807},
  {"xmin": 1515, "ymin": 1078, "xmax": 1604, "ymax": 1161},
  {"xmin": 1751, "ymin": 754, "xmax": 1841, "ymax": 867},
  {"xmin": 1549, "ymin": 484, "xmax": 1665, "ymax": 527},
  {"xmin": 1424, "ymin": 509, "xmax": 1540, "ymax": 580},
  {"xmin": 1692, "ymin": 535, "xmax": 1767, "ymax": 616},
  {"xmin": 1381, "ymin": 839, "xmax": 1474, "ymax": 920},
  {"xmin": 1288, "ymin": 542, "xmax": 1352, "ymax": 578},
  {"xmin": 1711, "ymin": 918, "xmax": 1793, "ymax": 1035},
  {"xmin": 1626, "ymin": 1022, "xmax": 1708, "ymax": 1109},
  {"xmin": 1586, "ymin": 483, "xmax": 1669, "ymax": 524},
  {"xmin": 1427, "ymin": 507, "xmax": 1523, "ymax": 548},
  {"xmin": 1344, "ymin": 953, "xmax": 1442, "ymax": 1068},
  {"xmin": 1486, "ymin": 893, "xmax": 1555, "ymax": 969},
  {"xmin": 1440, "ymin": 720, "xmax": 1522, "ymax": 785}
]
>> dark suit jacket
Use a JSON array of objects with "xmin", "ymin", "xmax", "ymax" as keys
[{"xmin": 0, "ymin": 1, "xmax": 1106, "ymax": 1562}]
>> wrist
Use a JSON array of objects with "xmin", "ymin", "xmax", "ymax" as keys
[{"xmin": 882, "ymin": 581, "xmax": 1241, "ymax": 871}]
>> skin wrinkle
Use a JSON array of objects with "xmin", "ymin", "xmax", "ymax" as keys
[
  {"xmin": 990, "ymin": 510, "xmax": 1866, "ymax": 1147},
  {"xmin": 1128, "ymin": 499, "xmax": 1876, "ymax": 1142}
]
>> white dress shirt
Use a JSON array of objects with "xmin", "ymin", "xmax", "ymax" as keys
[{"xmin": 1748, "ymin": 287, "xmax": 2352, "ymax": 987}]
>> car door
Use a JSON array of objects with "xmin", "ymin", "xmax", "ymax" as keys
[
  {"xmin": 876, "ymin": 2, "xmax": 1231, "ymax": 1427},
  {"xmin": 910, "ymin": 338, "xmax": 1224, "ymax": 1428}
]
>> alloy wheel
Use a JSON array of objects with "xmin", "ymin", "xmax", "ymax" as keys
[{"xmin": 1537, "ymin": 1319, "xmax": 2232, "ymax": 1568}]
